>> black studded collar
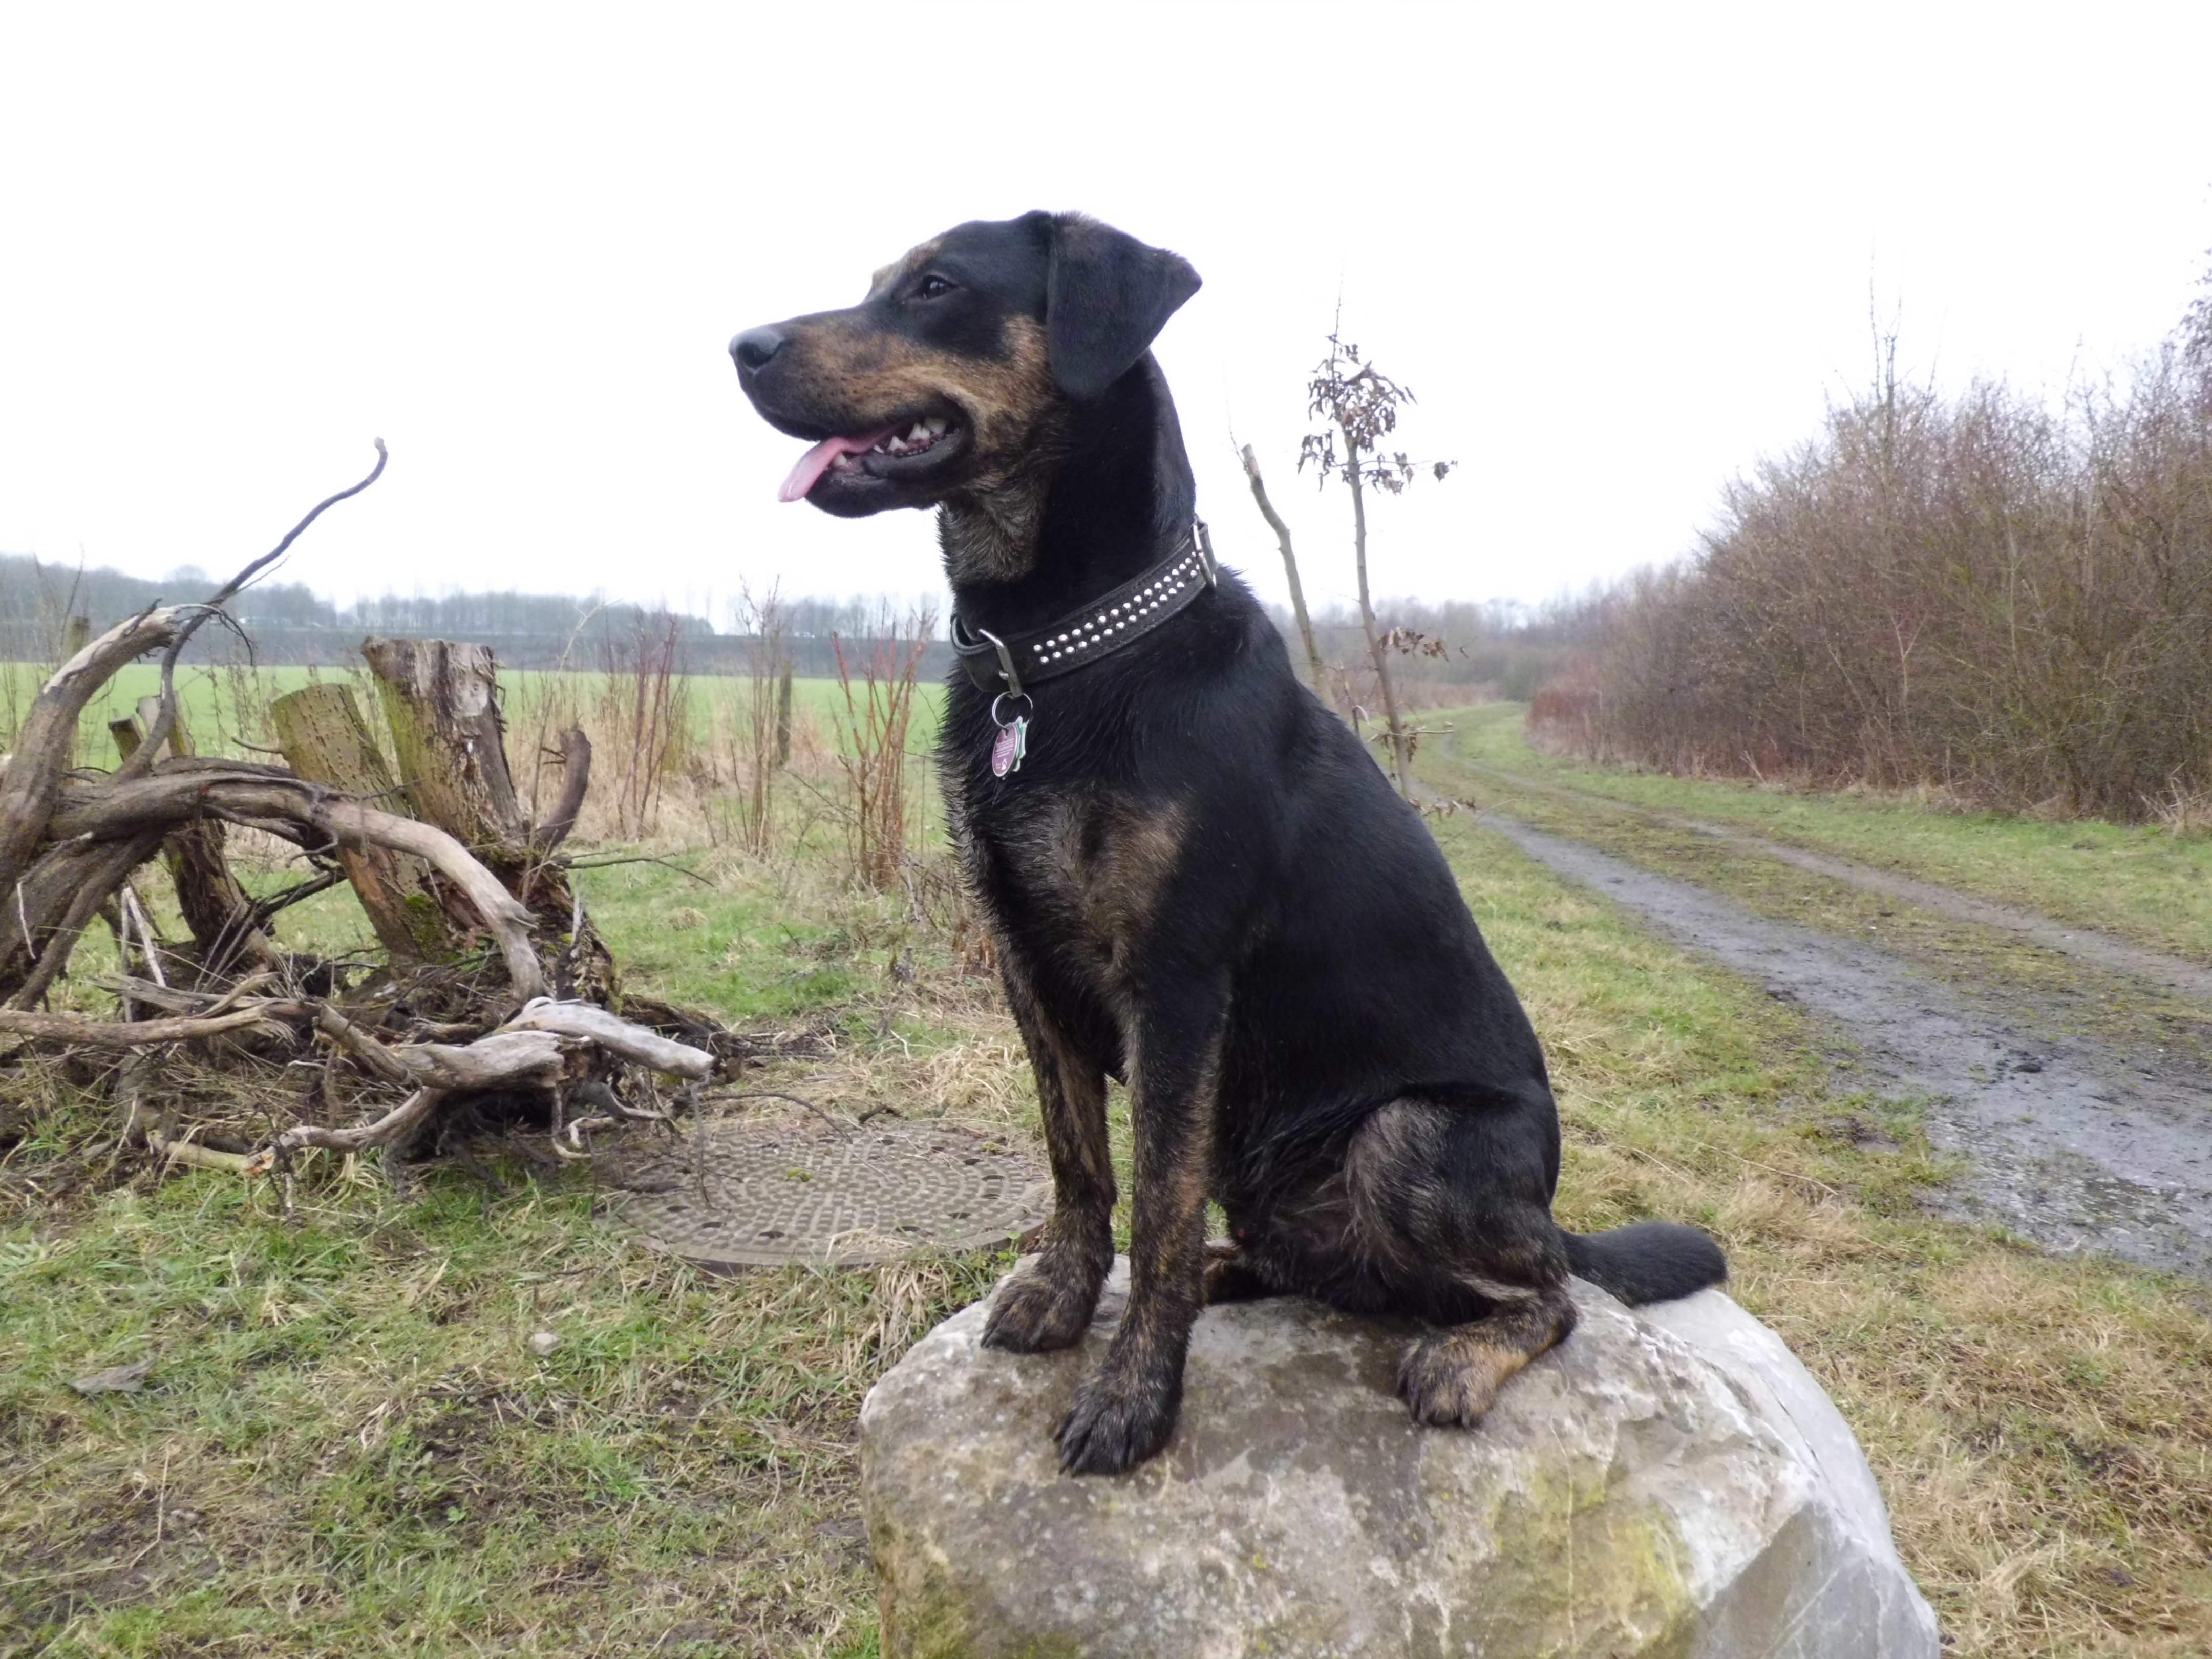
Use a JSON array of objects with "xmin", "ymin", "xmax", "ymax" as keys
[{"xmin": 949, "ymin": 519, "xmax": 1217, "ymax": 697}]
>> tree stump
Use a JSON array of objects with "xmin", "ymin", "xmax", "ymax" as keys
[
  {"xmin": 269, "ymin": 682, "xmax": 460, "ymax": 964},
  {"xmin": 361, "ymin": 637, "xmax": 531, "ymax": 857},
  {"xmin": 361, "ymin": 636, "xmax": 614, "ymax": 1004}
]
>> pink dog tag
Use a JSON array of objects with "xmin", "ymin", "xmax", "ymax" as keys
[{"xmin": 991, "ymin": 717, "xmax": 1027, "ymax": 778}]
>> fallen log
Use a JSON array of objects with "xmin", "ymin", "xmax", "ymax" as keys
[{"xmin": 0, "ymin": 1003, "xmax": 304, "ymax": 1047}]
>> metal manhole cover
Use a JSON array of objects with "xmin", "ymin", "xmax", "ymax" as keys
[{"xmin": 597, "ymin": 1113, "xmax": 1051, "ymax": 1269}]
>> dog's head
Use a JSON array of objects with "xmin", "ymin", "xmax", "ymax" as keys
[{"xmin": 731, "ymin": 211, "xmax": 1199, "ymax": 518}]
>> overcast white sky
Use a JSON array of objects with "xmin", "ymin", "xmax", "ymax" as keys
[{"xmin": 3, "ymin": 3, "xmax": 2208, "ymax": 628}]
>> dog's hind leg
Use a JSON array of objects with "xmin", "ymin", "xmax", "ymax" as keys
[
  {"xmin": 1201, "ymin": 1237, "xmax": 1279, "ymax": 1305},
  {"xmin": 1338, "ymin": 1095, "xmax": 1581, "ymax": 1427},
  {"xmin": 982, "ymin": 959, "xmax": 1116, "ymax": 1355},
  {"xmin": 1396, "ymin": 1289, "xmax": 1578, "ymax": 1426}
]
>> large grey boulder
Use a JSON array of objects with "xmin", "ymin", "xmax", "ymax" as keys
[{"xmin": 861, "ymin": 1258, "xmax": 1938, "ymax": 1658}]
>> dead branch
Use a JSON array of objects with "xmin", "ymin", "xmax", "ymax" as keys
[
  {"xmin": 246, "ymin": 866, "xmax": 346, "ymax": 926},
  {"xmin": 531, "ymin": 727, "xmax": 593, "ymax": 854},
  {"xmin": 94, "ymin": 969, "xmax": 275, "ymax": 1017},
  {"xmin": 0, "ymin": 607, "xmax": 181, "ymax": 902},
  {"xmin": 262, "ymin": 1086, "xmax": 448, "ymax": 1163},
  {"xmin": 400, "ymin": 1029, "xmax": 567, "ymax": 1090},
  {"xmin": 118, "ymin": 440, "xmax": 389, "ymax": 787},
  {"xmin": 502, "ymin": 997, "xmax": 713, "ymax": 1078},
  {"xmin": 1240, "ymin": 443, "xmax": 1332, "ymax": 700},
  {"xmin": 311, "ymin": 1004, "xmax": 415, "ymax": 1084},
  {"xmin": 7, "ymin": 831, "xmax": 169, "ymax": 1009},
  {"xmin": 44, "ymin": 771, "xmax": 545, "ymax": 1001},
  {"xmin": 0, "ymin": 1003, "xmax": 304, "ymax": 1047}
]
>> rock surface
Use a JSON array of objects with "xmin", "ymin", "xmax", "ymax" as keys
[{"xmin": 861, "ymin": 1258, "xmax": 1939, "ymax": 1658}]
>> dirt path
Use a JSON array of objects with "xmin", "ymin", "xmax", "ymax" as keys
[
  {"xmin": 1453, "ymin": 759, "xmax": 2212, "ymax": 1003},
  {"xmin": 1460, "ymin": 804, "xmax": 2212, "ymax": 1279}
]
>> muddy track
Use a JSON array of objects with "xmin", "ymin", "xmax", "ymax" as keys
[
  {"xmin": 1450, "ymin": 798, "xmax": 2212, "ymax": 1279},
  {"xmin": 1453, "ymin": 759, "xmax": 2212, "ymax": 1003}
]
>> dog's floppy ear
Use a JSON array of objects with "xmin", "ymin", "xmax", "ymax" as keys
[{"xmin": 1044, "ymin": 214, "xmax": 1202, "ymax": 401}]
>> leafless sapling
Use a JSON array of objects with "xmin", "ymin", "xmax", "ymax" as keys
[{"xmin": 1299, "ymin": 333, "xmax": 1455, "ymax": 798}]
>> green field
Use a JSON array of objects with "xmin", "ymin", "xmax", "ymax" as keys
[
  {"xmin": 2, "ymin": 660, "xmax": 944, "ymax": 768},
  {"xmin": 4, "ymin": 704, "xmax": 2210, "ymax": 1655}
]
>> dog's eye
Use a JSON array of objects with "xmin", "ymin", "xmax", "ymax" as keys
[{"xmin": 915, "ymin": 274, "xmax": 954, "ymax": 300}]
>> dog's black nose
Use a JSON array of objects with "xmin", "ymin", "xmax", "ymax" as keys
[{"xmin": 730, "ymin": 326, "xmax": 785, "ymax": 374}]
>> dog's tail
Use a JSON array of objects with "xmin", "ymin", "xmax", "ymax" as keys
[{"xmin": 1562, "ymin": 1221, "xmax": 1728, "ymax": 1306}]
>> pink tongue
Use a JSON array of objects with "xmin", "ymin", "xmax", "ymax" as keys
[{"xmin": 778, "ymin": 428, "xmax": 898, "ymax": 503}]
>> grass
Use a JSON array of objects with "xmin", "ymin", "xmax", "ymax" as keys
[
  {"xmin": 1454, "ymin": 703, "xmax": 2212, "ymax": 966},
  {"xmin": 4, "ymin": 752, "xmax": 2211, "ymax": 1654},
  {"xmin": 1, "ymin": 660, "xmax": 943, "ymax": 770}
]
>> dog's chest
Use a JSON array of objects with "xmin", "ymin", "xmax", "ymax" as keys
[{"xmin": 962, "ymin": 786, "xmax": 1186, "ymax": 980}]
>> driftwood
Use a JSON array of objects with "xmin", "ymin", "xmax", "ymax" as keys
[
  {"xmin": 0, "ymin": 1003, "xmax": 303, "ymax": 1047},
  {"xmin": 503, "ymin": 997, "xmax": 714, "ymax": 1079},
  {"xmin": 37, "ymin": 768, "xmax": 549, "ymax": 1003},
  {"xmin": 253, "ymin": 1002, "xmax": 701, "ymax": 1167},
  {"xmin": 0, "ymin": 443, "xmax": 743, "ymax": 1189},
  {"xmin": 0, "ymin": 606, "xmax": 184, "ymax": 903}
]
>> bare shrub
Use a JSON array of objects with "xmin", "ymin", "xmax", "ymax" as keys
[
  {"xmin": 827, "ymin": 603, "xmax": 935, "ymax": 891},
  {"xmin": 592, "ymin": 611, "xmax": 693, "ymax": 838},
  {"xmin": 1557, "ymin": 278, "xmax": 2212, "ymax": 822},
  {"xmin": 723, "ymin": 582, "xmax": 793, "ymax": 856}
]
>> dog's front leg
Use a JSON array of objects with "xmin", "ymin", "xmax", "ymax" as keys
[
  {"xmin": 983, "ymin": 958, "xmax": 1116, "ymax": 1354},
  {"xmin": 1055, "ymin": 970, "xmax": 1226, "ymax": 1476}
]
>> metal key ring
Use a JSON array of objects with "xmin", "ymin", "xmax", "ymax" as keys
[{"xmin": 990, "ymin": 691, "xmax": 1034, "ymax": 727}]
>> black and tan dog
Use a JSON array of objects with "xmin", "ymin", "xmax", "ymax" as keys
[{"xmin": 731, "ymin": 212, "xmax": 1726, "ymax": 1476}]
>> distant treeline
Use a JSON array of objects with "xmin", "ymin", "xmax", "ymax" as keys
[
  {"xmin": 1533, "ymin": 268, "xmax": 2212, "ymax": 822},
  {"xmin": 0, "ymin": 557, "xmax": 955, "ymax": 677},
  {"xmin": 4, "ymin": 550, "xmax": 1565, "ymax": 695}
]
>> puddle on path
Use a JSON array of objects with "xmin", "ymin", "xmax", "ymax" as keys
[{"xmin": 1480, "ymin": 813, "xmax": 2212, "ymax": 1278}]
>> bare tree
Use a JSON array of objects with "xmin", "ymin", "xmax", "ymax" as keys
[
  {"xmin": 1238, "ymin": 444, "xmax": 1332, "ymax": 703},
  {"xmin": 1299, "ymin": 333, "xmax": 1455, "ymax": 797}
]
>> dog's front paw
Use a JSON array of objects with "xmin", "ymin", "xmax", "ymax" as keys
[
  {"xmin": 1054, "ymin": 1367, "xmax": 1179, "ymax": 1475},
  {"xmin": 1397, "ymin": 1332, "xmax": 1507, "ymax": 1428},
  {"xmin": 981, "ymin": 1256, "xmax": 1102, "ymax": 1354}
]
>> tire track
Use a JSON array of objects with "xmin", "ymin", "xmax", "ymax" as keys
[
  {"xmin": 1445, "ymin": 795, "xmax": 2212, "ymax": 1278},
  {"xmin": 1452, "ymin": 759, "xmax": 2212, "ymax": 1003}
]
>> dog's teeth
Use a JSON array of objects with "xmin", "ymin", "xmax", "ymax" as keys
[
  {"xmin": 925, "ymin": 415, "xmax": 948, "ymax": 435},
  {"xmin": 885, "ymin": 436, "xmax": 907, "ymax": 453},
  {"xmin": 907, "ymin": 422, "xmax": 929, "ymax": 444}
]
